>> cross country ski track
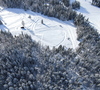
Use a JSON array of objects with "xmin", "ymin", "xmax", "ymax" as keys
[{"xmin": 0, "ymin": 8, "xmax": 79, "ymax": 49}]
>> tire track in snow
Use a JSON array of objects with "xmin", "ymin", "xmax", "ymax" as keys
[
  {"xmin": 33, "ymin": 22, "xmax": 67, "ymax": 47},
  {"xmin": 0, "ymin": 8, "xmax": 78, "ymax": 49},
  {"xmin": 67, "ymin": 25, "xmax": 77, "ymax": 49},
  {"xmin": 26, "ymin": 17, "xmax": 44, "ymax": 41},
  {"xmin": 55, "ymin": 30, "xmax": 66, "ymax": 47},
  {"xmin": 31, "ymin": 19, "xmax": 67, "ymax": 47}
]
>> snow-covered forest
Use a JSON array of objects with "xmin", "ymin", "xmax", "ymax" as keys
[
  {"xmin": 0, "ymin": 0, "xmax": 100, "ymax": 90},
  {"xmin": 92, "ymin": 0, "xmax": 100, "ymax": 7}
]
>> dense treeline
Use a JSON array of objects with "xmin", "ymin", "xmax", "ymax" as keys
[
  {"xmin": 74, "ymin": 10, "xmax": 100, "ymax": 90},
  {"xmin": 1, "ymin": 0, "xmax": 80, "ymax": 21},
  {"xmin": 0, "ymin": 0, "xmax": 100, "ymax": 90},
  {"xmin": 0, "ymin": 30, "xmax": 99, "ymax": 90},
  {"xmin": 75, "ymin": 17, "xmax": 100, "ymax": 90}
]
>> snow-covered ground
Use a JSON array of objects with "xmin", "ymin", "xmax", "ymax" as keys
[
  {"xmin": 0, "ymin": 0, "xmax": 100, "ymax": 49},
  {"xmin": 76, "ymin": 0, "xmax": 100, "ymax": 33},
  {"xmin": 0, "ymin": 8, "xmax": 79, "ymax": 49}
]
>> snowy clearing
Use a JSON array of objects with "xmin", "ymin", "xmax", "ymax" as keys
[{"xmin": 0, "ymin": 8, "xmax": 79, "ymax": 49}]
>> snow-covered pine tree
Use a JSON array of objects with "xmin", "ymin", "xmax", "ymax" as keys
[
  {"xmin": 62, "ymin": 0, "xmax": 70, "ymax": 7},
  {"xmin": 72, "ymin": 1, "xmax": 80, "ymax": 9}
]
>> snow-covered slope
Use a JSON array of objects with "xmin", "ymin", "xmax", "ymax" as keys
[
  {"xmin": 76, "ymin": 0, "xmax": 100, "ymax": 33},
  {"xmin": 0, "ymin": 8, "xmax": 79, "ymax": 49}
]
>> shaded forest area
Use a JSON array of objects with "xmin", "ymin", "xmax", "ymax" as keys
[
  {"xmin": 92, "ymin": 0, "xmax": 100, "ymax": 7},
  {"xmin": 0, "ymin": 0, "xmax": 100, "ymax": 90}
]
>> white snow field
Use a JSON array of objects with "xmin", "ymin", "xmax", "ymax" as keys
[
  {"xmin": 76, "ymin": 0, "xmax": 100, "ymax": 33},
  {"xmin": 0, "ymin": 8, "xmax": 79, "ymax": 49}
]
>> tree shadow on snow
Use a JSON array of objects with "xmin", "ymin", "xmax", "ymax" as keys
[
  {"xmin": 0, "ymin": 25, "xmax": 9, "ymax": 31},
  {"xmin": 26, "ymin": 28, "xmax": 34, "ymax": 35},
  {"xmin": 4, "ymin": 8, "xmax": 25, "ymax": 14},
  {"xmin": 43, "ymin": 23, "xmax": 50, "ymax": 28},
  {"xmin": 78, "ymin": 6, "xmax": 89, "ymax": 14}
]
